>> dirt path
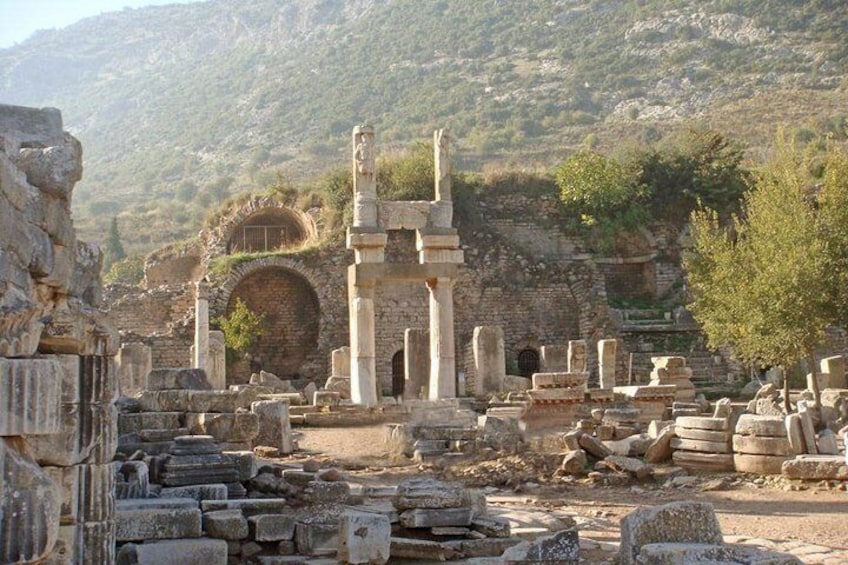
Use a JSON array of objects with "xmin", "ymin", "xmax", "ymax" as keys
[{"xmin": 293, "ymin": 425, "xmax": 848, "ymax": 564}]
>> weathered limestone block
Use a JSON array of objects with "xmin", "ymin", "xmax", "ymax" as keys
[
  {"xmin": 394, "ymin": 478, "xmax": 469, "ymax": 510},
  {"xmin": 734, "ymin": 414, "xmax": 787, "ymax": 437},
  {"xmin": 81, "ymin": 520, "xmax": 116, "ymax": 565},
  {"xmin": 781, "ymin": 455, "xmax": 848, "ymax": 480},
  {"xmin": 473, "ymin": 326, "xmax": 505, "ymax": 396},
  {"xmin": 200, "ymin": 498, "xmax": 289, "ymax": 517},
  {"xmin": 399, "ymin": 506, "xmax": 473, "ymax": 528},
  {"xmin": 0, "ymin": 357, "xmax": 62, "ymax": 435},
  {"xmin": 671, "ymin": 451, "xmax": 735, "ymax": 472},
  {"xmin": 115, "ymin": 460, "xmax": 151, "ymax": 500},
  {"xmin": 116, "ymin": 539, "xmax": 228, "ymax": 565},
  {"xmin": 0, "ymin": 438, "xmax": 62, "ymax": 564},
  {"xmin": 732, "ymin": 435, "xmax": 794, "ymax": 456},
  {"xmin": 295, "ymin": 521, "xmax": 340, "ymax": 557},
  {"xmin": 251, "ymin": 400, "xmax": 294, "ymax": 454},
  {"xmin": 184, "ymin": 412, "xmax": 259, "ymax": 443},
  {"xmin": 148, "ymin": 368, "xmax": 211, "ymax": 391},
  {"xmin": 338, "ymin": 509, "xmax": 391, "ymax": 564},
  {"xmin": 403, "ymin": 328, "xmax": 429, "ymax": 400},
  {"xmin": 798, "ymin": 402, "xmax": 818, "ymax": 455},
  {"xmin": 618, "ymin": 501, "xmax": 723, "ymax": 565},
  {"xmin": 203, "ymin": 509, "xmax": 248, "ymax": 540},
  {"xmin": 560, "ymin": 449, "xmax": 588, "ymax": 473},
  {"xmin": 313, "ymin": 390, "xmax": 341, "ymax": 406},
  {"xmin": 249, "ymin": 370, "xmax": 290, "ymax": 391},
  {"xmin": 390, "ymin": 537, "xmax": 445, "ymax": 561},
  {"xmin": 645, "ymin": 425, "xmax": 676, "ymax": 464},
  {"xmin": 115, "ymin": 498, "xmax": 202, "ymax": 541},
  {"xmin": 248, "ymin": 514, "xmax": 297, "ymax": 541},
  {"xmin": 332, "ymin": 346, "xmax": 351, "ymax": 377},
  {"xmin": 118, "ymin": 412, "xmax": 183, "ymax": 435},
  {"xmin": 305, "ymin": 480, "xmax": 351, "ymax": 505},
  {"xmin": 207, "ymin": 330, "xmax": 226, "ymax": 390},
  {"xmin": 501, "ymin": 528, "xmax": 579, "ymax": 564},
  {"xmin": 159, "ymin": 484, "xmax": 228, "ymax": 502},
  {"xmin": 136, "ymin": 389, "xmax": 264, "ymax": 413},
  {"xmin": 79, "ymin": 462, "xmax": 116, "ymax": 523},
  {"xmin": 675, "ymin": 416, "xmax": 730, "ymax": 431},
  {"xmin": 670, "ymin": 437, "xmax": 731, "ymax": 454},
  {"xmin": 785, "ymin": 413, "xmax": 806, "ymax": 454},
  {"xmin": 635, "ymin": 543, "xmax": 802, "ymax": 564},
  {"xmin": 116, "ymin": 342, "xmax": 152, "ymax": 396},
  {"xmin": 733, "ymin": 454, "xmax": 789, "ymax": 474}
]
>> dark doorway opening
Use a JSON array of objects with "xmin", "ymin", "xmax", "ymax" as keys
[
  {"xmin": 517, "ymin": 348, "xmax": 540, "ymax": 378},
  {"xmin": 391, "ymin": 349, "xmax": 405, "ymax": 398}
]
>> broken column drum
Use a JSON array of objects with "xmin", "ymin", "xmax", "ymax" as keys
[{"xmin": 346, "ymin": 126, "xmax": 464, "ymax": 406}]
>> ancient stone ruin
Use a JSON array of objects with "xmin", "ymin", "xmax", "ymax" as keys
[
  {"xmin": 1, "ymin": 104, "xmax": 118, "ymax": 563},
  {"xmin": 3, "ymin": 107, "xmax": 848, "ymax": 564}
]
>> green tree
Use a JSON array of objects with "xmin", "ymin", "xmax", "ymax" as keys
[
  {"xmin": 214, "ymin": 298, "xmax": 266, "ymax": 358},
  {"xmin": 103, "ymin": 217, "xmax": 126, "ymax": 271},
  {"xmin": 377, "ymin": 141, "xmax": 436, "ymax": 201},
  {"xmin": 684, "ymin": 134, "xmax": 848, "ymax": 413},
  {"xmin": 103, "ymin": 255, "xmax": 144, "ymax": 285}
]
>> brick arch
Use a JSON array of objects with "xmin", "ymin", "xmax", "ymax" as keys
[
  {"xmin": 203, "ymin": 196, "xmax": 319, "ymax": 258},
  {"xmin": 212, "ymin": 257, "xmax": 328, "ymax": 384}
]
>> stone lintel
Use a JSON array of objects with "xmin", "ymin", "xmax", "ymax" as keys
[
  {"xmin": 614, "ymin": 385, "xmax": 678, "ymax": 399},
  {"xmin": 346, "ymin": 229, "xmax": 387, "ymax": 249},
  {"xmin": 378, "ymin": 201, "xmax": 431, "ymax": 231},
  {"xmin": 349, "ymin": 263, "xmax": 458, "ymax": 285}
]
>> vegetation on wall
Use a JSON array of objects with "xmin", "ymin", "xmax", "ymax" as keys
[{"xmin": 213, "ymin": 297, "xmax": 266, "ymax": 359}]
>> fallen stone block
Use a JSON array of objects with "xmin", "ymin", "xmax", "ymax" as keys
[
  {"xmin": 185, "ymin": 412, "xmax": 259, "ymax": 443},
  {"xmin": 675, "ymin": 416, "xmax": 730, "ymax": 431},
  {"xmin": 635, "ymin": 542, "xmax": 802, "ymax": 564},
  {"xmin": 598, "ymin": 455, "xmax": 652, "ymax": 480},
  {"xmin": 394, "ymin": 477, "xmax": 469, "ymax": 509},
  {"xmin": 501, "ymin": 528, "xmax": 579, "ymax": 564},
  {"xmin": 399, "ymin": 507, "xmax": 473, "ymax": 528},
  {"xmin": 670, "ymin": 437, "xmax": 731, "ymax": 454},
  {"xmin": 732, "ymin": 435, "xmax": 794, "ymax": 456},
  {"xmin": 159, "ymin": 484, "xmax": 228, "ymax": 502},
  {"xmin": 116, "ymin": 538, "xmax": 228, "ymax": 565},
  {"xmin": 295, "ymin": 522, "xmax": 339, "ymax": 556},
  {"xmin": 733, "ymin": 454, "xmax": 789, "ymax": 475},
  {"xmin": 201, "ymin": 498, "xmax": 288, "ymax": 517},
  {"xmin": 0, "ymin": 358, "xmax": 62, "ymax": 435},
  {"xmin": 560, "ymin": 449, "xmax": 588, "ymax": 474},
  {"xmin": 578, "ymin": 433, "xmax": 612, "ymax": 459},
  {"xmin": 782, "ymin": 455, "xmax": 848, "ymax": 480},
  {"xmin": 389, "ymin": 537, "xmax": 445, "ymax": 561},
  {"xmin": 671, "ymin": 451, "xmax": 735, "ymax": 472},
  {"xmin": 305, "ymin": 480, "xmax": 350, "ymax": 504},
  {"xmin": 645, "ymin": 425, "xmax": 675, "ymax": 464},
  {"xmin": 249, "ymin": 514, "xmax": 297, "ymax": 542},
  {"xmin": 674, "ymin": 427, "xmax": 731, "ymax": 443},
  {"xmin": 618, "ymin": 501, "xmax": 723, "ymax": 565},
  {"xmin": 116, "ymin": 498, "xmax": 202, "ymax": 541},
  {"xmin": 734, "ymin": 414, "xmax": 787, "ymax": 437},
  {"xmin": 338, "ymin": 509, "xmax": 391, "ymax": 564},
  {"xmin": 203, "ymin": 509, "xmax": 248, "ymax": 540},
  {"xmin": 443, "ymin": 537, "xmax": 524, "ymax": 558}
]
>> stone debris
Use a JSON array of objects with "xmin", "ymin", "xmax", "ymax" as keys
[{"xmin": 733, "ymin": 414, "xmax": 795, "ymax": 474}]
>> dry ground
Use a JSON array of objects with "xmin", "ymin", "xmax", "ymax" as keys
[{"xmin": 293, "ymin": 425, "xmax": 848, "ymax": 564}]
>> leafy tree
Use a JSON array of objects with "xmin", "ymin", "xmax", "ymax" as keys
[
  {"xmin": 377, "ymin": 141, "xmax": 437, "ymax": 201},
  {"xmin": 103, "ymin": 255, "xmax": 144, "ymax": 285},
  {"xmin": 214, "ymin": 298, "xmax": 266, "ymax": 358},
  {"xmin": 685, "ymin": 134, "xmax": 848, "ymax": 413},
  {"xmin": 103, "ymin": 217, "xmax": 127, "ymax": 271},
  {"xmin": 555, "ymin": 150, "xmax": 650, "ymax": 243}
]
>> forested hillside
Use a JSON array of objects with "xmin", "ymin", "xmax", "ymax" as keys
[{"xmin": 1, "ymin": 0, "xmax": 845, "ymax": 251}]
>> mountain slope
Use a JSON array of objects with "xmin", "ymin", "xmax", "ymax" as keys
[{"xmin": 1, "ymin": 0, "xmax": 846, "ymax": 251}]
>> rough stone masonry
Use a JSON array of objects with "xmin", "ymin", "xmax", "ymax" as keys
[{"xmin": 0, "ymin": 103, "xmax": 119, "ymax": 563}]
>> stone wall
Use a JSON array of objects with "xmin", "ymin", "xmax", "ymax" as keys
[
  {"xmin": 0, "ymin": 104, "xmax": 118, "ymax": 563},
  {"xmin": 104, "ymin": 283, "xmax": 194, "ymax": 335}
]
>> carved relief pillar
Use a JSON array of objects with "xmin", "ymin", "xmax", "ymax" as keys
[
  {"xmin": 432, "ymin": 128, "xmax": 453, "ymax": 228},
  {"xmin": 427, "ymin": 277, "xmax": 456, "ymax": 400},
  {"xmin": 349, "ymin": 275, "xmax": 378, "ymax": 406},
  {"xmin": 352, "ymin": 125, "xmax": 378, "ymax": 228},
  {"xmin": 192, "ymin": 280, "xmax": 210, "ymax": 373}
]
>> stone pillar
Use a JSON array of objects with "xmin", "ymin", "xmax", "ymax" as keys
[
  {"xmin": 332, "ymin": 346, "xmax": 351, "ymax": 377},
  {"xmin": 193, "ymin": 280, "xmax": 210, "ymax": 373},
  {"xmin": 116, "ymin": 342, "xmax": 152, "ymax": 396},
  {"xmin": 432, "ymin": 128, "xmax": 453, "ymax": 228},
  {"xmin": 568, "ymin": 340, "xmax": 588, "ymax": 373},
  {"xmin": 207, "ymin": 330, "xmax": 226, "ymax": 390},
  {"xmin": 598, "ymin": 339, "xmax": 617, "ymax": 389},
  {"xmin": 473, "ymin": 326, "xmax": 505, "ymax": 397},
  {"xmin": 404, "ymin": 329, "xmax": 429, "ymax": 400},
  {"xmin": 352, "ymin": 125, "xmax": 378, "ymax": 228},
  {"xmin": 540, "ymin": 345, "xmax": 568, "ymax": 372},
  {"xmin": 427, "ymin": 277, "xmax": 456, "ymax": 400},
  {"xmin": 349, "ymin": 280, "xmax": 378, "ymax": 406},
  {"xmin": 251, "ymin": 400, "xmax": 294, "ymax": 455}
]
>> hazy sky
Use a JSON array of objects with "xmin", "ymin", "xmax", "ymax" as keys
[{"xmin": 0, "ymin": 0, "xmax": 206, "ymax": 48}]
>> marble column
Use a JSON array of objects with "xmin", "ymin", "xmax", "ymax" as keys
[
  {"xmin": 404, "ymin": 328, "xmax": 429, "ymax": 400},
  {"xmin": 193, "ymin": 281, "xmax": 209, "ymax": 373},
  {"xmin": 427, "ymin": 277, "xmax": 456, "ymax": 400},
  {"xmin": 473, "ymin": 326, "xmax": 505, "ymax": 397},
  {"xmin": 598, "ymin": 339, "xmax": 617, "ymax": 389},
  {"xmin": 349, "ymin": 282, "xmax": 378, "ymax": 406}
]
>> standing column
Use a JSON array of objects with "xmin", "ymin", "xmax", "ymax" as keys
[
  {"xmin": 427, "ymin": 277, "xmax": 456, "ymax": 399},
  {"xmin": 349, "ymin": 278, "xmax": 378, "ymax": 406},
  {"xmin": 193, "ymin": 280, "xmax": 209, "ymax": 373},
  {"xmin": 432, "ymin": 128, "xmax": 453, "ymax": 228},
  {"xmin": 352, "ymin": 125, "xmax": 378, "ymax": 228},
  {"xmin": 598, "ymin": 339, "xmax": 617, "ymax": 389}
]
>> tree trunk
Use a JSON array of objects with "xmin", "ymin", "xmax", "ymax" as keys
[
  {"xmin": 806, "ymin": 346, "xmax": 823, "ymax": 423},
  {"xmin": 782, "ymin": 365, "xmax": 791, "ymax": 414}
]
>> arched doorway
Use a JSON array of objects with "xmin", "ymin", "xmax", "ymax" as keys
[
  {"xmin": 224, "ymin": 266, "xmax": 320, "ymax": 383},
  {"xmin": 391, "ymin": 349, "xmax": 405, "ymax": 399},
  {"xmin": 517, "ymin": 348, "xmax": 540, "ymax": 378}
]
